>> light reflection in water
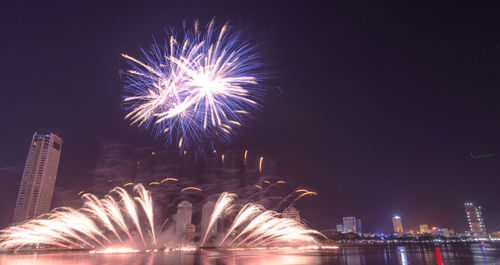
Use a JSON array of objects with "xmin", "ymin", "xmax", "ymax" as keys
[
  {"xmin": 2, "ymin": 245, "xmax": 500, "ymax": 265},
  {"xmin": 0, "ymin": 249, "xmax": 325, "ymax": 265},
  {"xmin": 397, "ymin": 246, "xmax": 408, "ymax": 265},
  {"xmin": 435, "ymin": 247, "xmax": 444, "ymax": 265}
]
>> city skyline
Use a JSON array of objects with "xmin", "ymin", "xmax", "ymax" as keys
[
  {"xmin": 1, "ymin": 134, "xmax": 497, "ymax": 234},
  {"xmin": 1, "ymin": 1, "xmax": 500, "ymax": 234}
]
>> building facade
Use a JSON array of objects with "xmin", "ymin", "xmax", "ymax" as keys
[
  {"xmin": 13, "ymin": 133, "xmax": 62, "ymax": 223},
  {"xmin": 186, "ymin": 223, "xmax": 196, "ymax": 241},
  {"xmin": 356, "ymin": 218, "xmax": 362, "ymax": 234},
  {"xmin": 392, "ymin": 216, "xmax": 404, "ymax": 234},
  {"xmin": 464, "ymin": 202, "xmax": 486, "ymax": 234},
  {"xmin": 343, "ymin": 217, "xmax": 357, "ymax": 233},
  {"xmin": 282, "ymin": 207, "xmax": 300, "ymax": 222},
  {"xmin": 419, "ymin": 224, "xmax": 430, "ymax": 234},
  {"xmin": 176, "ymin": 201, "xmax": 193, "ymax": 234},
  {"xmin": 201, "ymin": 201, "xmax": 217, "ymax": 240}
]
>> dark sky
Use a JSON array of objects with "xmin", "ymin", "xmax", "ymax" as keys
[{"xmin": 1, "ymin": 1, "xmax": 500, "ymax": 233}]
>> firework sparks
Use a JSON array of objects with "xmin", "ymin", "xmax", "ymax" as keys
[
  {"xmin": 0, "ymin": 184, "xmax": 156, "ymax": 250},
  {"xmin": 122, "ymin": 19, "xmax": 263, "ymax": 152},
  {"xmin": 201, "ymin": 192, "xmax": 236, "ymax": 244},
  {"xmin": 0, "ymin": 183, "xmax": 321, "ymax": 251},
  {"xmin": 205, "ymin": 193, "xmax": 322, "ymax": 248}
]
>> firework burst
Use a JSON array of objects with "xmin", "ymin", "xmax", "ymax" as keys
[{"xmin": 122, "ymin": 19, "xmax": 263, "ymax": 152}]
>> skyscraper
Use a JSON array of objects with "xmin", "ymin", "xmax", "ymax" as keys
[
  {"xmin": 392, "ymin": 216, "xmax": 404, "ymax": 234},
  {"xmin": 355, "ymin": 218, "xmax": 362, "ymax": 234},
  {"xmin": 201, "ymin": 201, "xmax": 217, "ymax": 239},
  {"xmin": 176, "ymin": 200, "xmax": 193, "ymax": 234},
  {"xmin": 282, "ymin": 207, "xmax": 300, "ymax": 222},
  {"xmin": 343, "ymin": 217, "xmax": 357, "ymax": 233},
  {"xmin": 464, "ymin": 202, "xmax": 486, "ymax": 234},
  {"xmin": 13, "ymin": 133, "xmax": 62, "ymax": 223}
]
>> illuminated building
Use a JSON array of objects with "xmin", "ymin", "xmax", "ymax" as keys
[
  {"xmin": 419, "ymin": 224, "xmax": 430, "ymax": 234},
  {"xmin": 186, "ymin": 223, "xmax": 195, "ymax": 241},
  {"xmin": 343, "ymin": 217, "xmax": 357, "ymax": 233},
  {"xmin": 336, "ymin": 224, "xmax": 343, "ymax": 232},
  {"xmin": 176, "ymin": 201, "xmax": 192, "ymax": 234},
  {"xmin": 392, "ymin": 216, "xmax": 404, "ymax": 234},
  {"xmin": 441, "ymin": 228, "xmax": 451, "ymax": 237},
  {"xmin": 282, "ymin": 207, "xmax": 300, "ymax": 222},
  {"xmin": 201, "ymin": 201, "xmax": 217, "ymax": 240},
  {"xmin": 13, "ymin": 133, "xmax": 62, "ymax": 223},
  {"xmin": 356, "ymin": 218, "xmax": 362, "ymax": 234},
  {"xmin": 464, "ymin": 202, "xmax": 486, "ymax": 234}
]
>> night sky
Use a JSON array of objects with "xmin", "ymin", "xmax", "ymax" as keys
[{"xmin": 1, "ymin": 1, "xmax": 500, "ymax": 233}]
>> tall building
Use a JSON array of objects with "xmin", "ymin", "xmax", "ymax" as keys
[
  {"xmin": 441, "ymin": 228, "xmax": 451, "ymax": 237},
  {"xmin": 336, "ymin": 224, "xmax": 343, "ymax": 232},
  {"xmin": 343, "ymin": 217, "xmax": 357, "ymax": 233},
  {"xmin": 13, "ymin": 133, "xmax": 62, "ymax": 223},
  {"xmin": 419, "ymin": 224, "xmax": 429, "ymax": 234},
  {"xmin": 201, "ymin": 201, "xmax": 217, "ymax": 239},
  {"xmin": 356, "ymin": 218, "xmax": 362, "ymax": 234},
  {"xmin": 176, "ymin": 201, "xmax": 192, "ymax": 234},
  {"xmin": 464, "ymin": 202, "xmax": 486, "ymax": 234},
  {"xmin": 186, "ymin": 223, "xmax": 196, "ymax": 241},
  {"xmin": 283, "ymin": 207, "xmax": 300, "ymax": 222},
  {"xmin": 392, "ymin": 216, "xmax": 404, "ymax": 234}
]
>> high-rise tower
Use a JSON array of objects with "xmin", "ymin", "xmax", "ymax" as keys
[
  {"xmin": 13, "ymin": 132, "xmax": 62, "ymax": 223},
  {"xmin": 201, "ymin": 201, "xmax": 217, "ymax": 240},
  {"xmin": 392, "ymin": 216, "xmax": 404, "ymax": 234},
  {"xmin": 342, "ymin": 217, "xmax": 357, "ymax": 233},
  {"xmin": 176, "ymin": 200, "xmax": 193, "ymax": 234},
  {"xmin": 464, "ymin": 202, "xmax": 486, "ymax": 234}
]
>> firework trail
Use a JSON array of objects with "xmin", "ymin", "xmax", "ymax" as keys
[
  {"xmin": 0, "ymin": 184, "xmax": 321, "ymax": 251},
  {"xmin": 0, "ymin": 184, "xmax": 156, "ymax": 250},
  {"xmin": 134, "ymin": 184, "xmax": 156, "ymax": 246},
  {"xmin": 112, "ymin": 187, "xmax": 146, "ymax": 246},
  {"xmin": 201, "ymin": 192, "xmax": 236, "ymax": 244},
  {"xmin": 206, "ymin": 193, "xmax": 322, "ymax": 248},
  {"xmin": 122, "ymin": 19, "xmax": 263, "ymax": 152}
]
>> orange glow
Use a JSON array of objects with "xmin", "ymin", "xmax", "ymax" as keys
[
  {"xmin": 244, "ymin": 150, "xmax": 248, "ymax": 166},
  {"xmin": 160, "ymin": 177, "xmax": 178, "ymax": 183},
  {"xmin": 222, "ymin": 154, "xmax": 225, "ymax": 163},
  {"xmin": 276, "ymin": 180, "xmax": 286, "ymax": 184},
  {"xmin": 259, "ymin": 156, "xmax": 263, "ymax": 173},
  {"xmin": 254, "ymin": 185, "xmax": 262, "ymax": 190},
  {"xmin": 123, "ymin": 182, "xmax": 134, "ymax": 187},
  {"xmin": 181, "ymin": 187, "xmax": 202, "ymax": 192},
  {"xmin": 148, "ymin": 181, "xmax": 160, "ymax": 186},
  {"xmin": 298, "ymin": 191, "xmax": 317, "ymax": 198},
  {"xmin": 77, "ymin": 191, "xmax": 84, "ymax": 196},
  {"xmin": 264, "ymin": 180, "xmax": 271, "ymax": 184}
]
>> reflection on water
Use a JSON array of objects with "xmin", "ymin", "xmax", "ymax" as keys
[{"xmin": 1, "ymin": 244, "xmax": 500, "ymax": 265}]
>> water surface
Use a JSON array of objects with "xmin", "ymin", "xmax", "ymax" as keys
[{"xmin": 1, "ymin": 244, "xmax": 498, "ymax": 265}]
